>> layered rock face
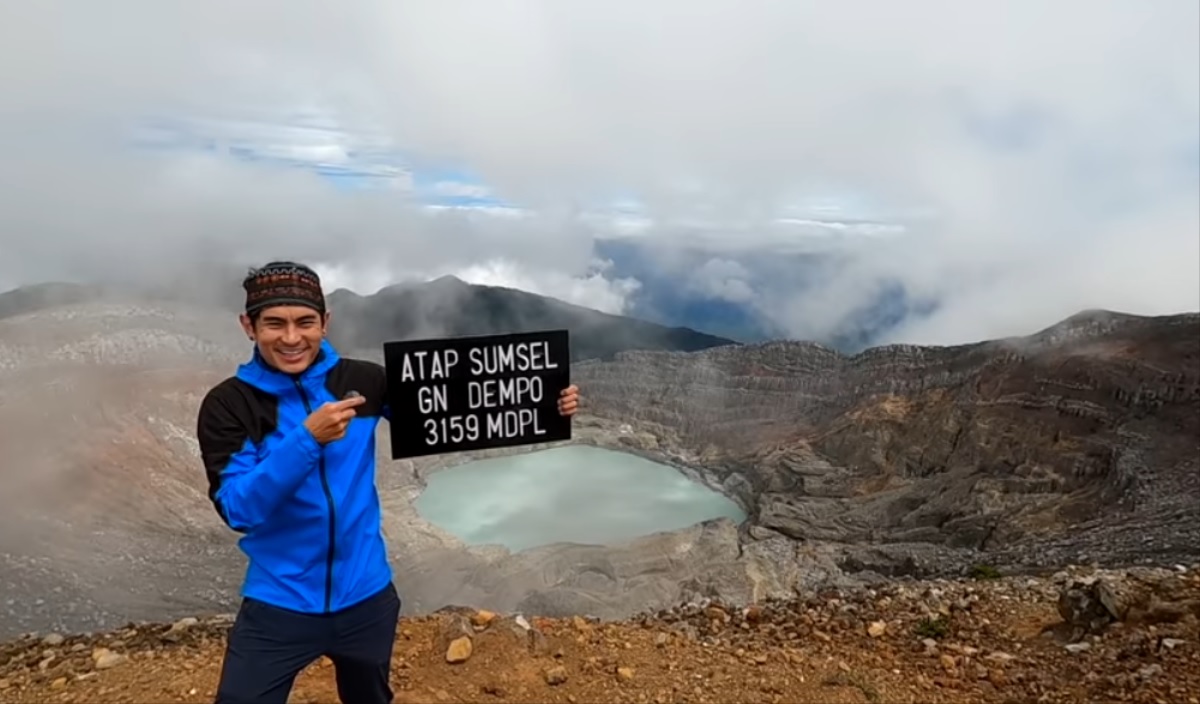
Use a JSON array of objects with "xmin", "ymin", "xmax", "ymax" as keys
[{"xmin": 573, "ymin": 310, "xmax": 1200, "ymax": 568}]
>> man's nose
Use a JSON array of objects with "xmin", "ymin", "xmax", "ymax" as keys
[{"xmin": 281, "ymin": 325, "xmax": 302, "ymax": 344}]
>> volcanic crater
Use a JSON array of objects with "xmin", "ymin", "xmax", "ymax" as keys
[{"xmin": 1, "ymin": 297, "xmax": 1197, "ymax": 642}]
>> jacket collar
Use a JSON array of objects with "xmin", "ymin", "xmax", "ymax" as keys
[{"xmin": 235, "ymin": 338, "xmax": 341, "ymax": 394}]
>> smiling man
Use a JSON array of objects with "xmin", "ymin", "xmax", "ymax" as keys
[{"xmin": 195, "ymin": 261, "xmax": 580, "ymax": 703}]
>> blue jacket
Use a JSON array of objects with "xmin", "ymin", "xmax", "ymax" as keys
[{"xmin": 196, "ymin": 339, "xmax": 393, "ymax": 613}]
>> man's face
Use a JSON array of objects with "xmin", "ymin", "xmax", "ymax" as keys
[{"xmin": 239, "ymin": 305, "xmax": 330, "ymax": 374}]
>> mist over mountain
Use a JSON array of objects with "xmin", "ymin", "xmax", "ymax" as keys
[
  {"xmin": 594, "ymin": 240, "xmax": 780, "ymax": 343},
  {"xmin": 595, "ymin": 239, "xmax": 942, "ymax": 350},
  {"xmin": 324, "ymin": 275, "xmax": 735, "ymax": 360},
  {"xmin": 0, "ymin": 275, "xmax": 737, "ymax": 362},
  {"xmin": 0, "ymin": 283, "xmax": 112, "ymax": 321}
]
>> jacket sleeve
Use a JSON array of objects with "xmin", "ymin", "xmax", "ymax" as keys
[{"xmin": 197, "ymin": 388, "xmax": 322, "ymax": 532}]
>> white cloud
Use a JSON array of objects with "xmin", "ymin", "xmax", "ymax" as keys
[
  {"xmin": 0, "ymin": 1, "xmax": 1196, "ymax": 344},
  {"xmin": 686, "ymin": 259, "xmax": 756, "ymax": 304},
  {"xmin": 453, "ymin": 259, "xmax": 641, "ymax": 315},
  {"xmin": 312, "ymin": 261, "xmax": 405, "ymax": 298},
  {"xmin": 427, "ymin": 181, "xmax": 494, "ymax": 200},
  {"xmin": 312, "ymin": 256, "xmax": 640, "ymax": 316}
]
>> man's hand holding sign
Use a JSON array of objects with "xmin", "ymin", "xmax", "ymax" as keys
[
  {"xmin": 383, "ymin": 330, "xmax": 578, "ymax": 459},
  {"xmin": 557, "ymin": 384, "xmax": 580, "ymax": 416}
]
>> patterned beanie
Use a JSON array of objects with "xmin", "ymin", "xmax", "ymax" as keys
[{"xmin": 242, "ymin": 261, "xmax": 326, "ymax": 316}]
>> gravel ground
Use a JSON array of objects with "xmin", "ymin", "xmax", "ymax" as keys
[{"xmin": 2, "ymin": 565, "xmax": 1197, "ymax": 704}]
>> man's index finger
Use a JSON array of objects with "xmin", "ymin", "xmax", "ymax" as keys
[{"xmin": 336, "ymin": 393, "xmax": 367, "ymax": 408}]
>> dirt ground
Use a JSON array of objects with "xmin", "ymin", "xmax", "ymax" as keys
[{"xmin": 2, "ymin": 567, "xmax": 1198, "ymax": 704}]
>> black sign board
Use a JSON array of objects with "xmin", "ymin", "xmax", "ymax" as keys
[{"xmin": 382, "ymin": 329, "xmax": 572, "ymax": 459}]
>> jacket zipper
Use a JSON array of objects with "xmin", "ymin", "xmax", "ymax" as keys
[{"xmin": 293, "ymin": 378, "xmax": 336, "ymax": 614}]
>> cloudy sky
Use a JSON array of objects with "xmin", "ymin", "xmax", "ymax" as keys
[{"xmin": 1, "ymin": 1, "xmax": 1196, "ymax": 346}]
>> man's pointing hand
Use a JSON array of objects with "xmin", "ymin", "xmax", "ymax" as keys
[{"xmin": 304, "ymin": 395, "xmax": 367, "ymax": 444}]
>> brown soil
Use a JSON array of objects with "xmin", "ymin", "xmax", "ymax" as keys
[{"xmin": 2, "ymin": 568, "xmax": 1198, "ymax": 704}]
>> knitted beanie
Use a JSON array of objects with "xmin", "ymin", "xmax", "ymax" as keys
[{"xmin": 242, "ymin": 261, "xmax": 326, "ymax": 316}]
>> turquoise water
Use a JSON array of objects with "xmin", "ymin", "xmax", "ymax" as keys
[{"xmin": 414, "ymin": 445, "xmax": 746, "ymax": 552}]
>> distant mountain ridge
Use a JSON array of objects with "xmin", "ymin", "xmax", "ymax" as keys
[
  {"xmin": 0, "ymin": 282, "xmax": 111, "ymax": 320},
  {"xmin": 325, "ymin": 275, "xmax": 737, "ymax": 361},
  {"xmin": 0, "ymin": 276, "xmax": 738, "ymax": 362}
]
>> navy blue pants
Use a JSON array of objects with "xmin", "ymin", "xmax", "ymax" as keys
[{"xmin": 214, "ymin": 582, "xmax": 401, "ymax": 704}]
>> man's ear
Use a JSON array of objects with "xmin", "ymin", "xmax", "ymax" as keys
[
  {"xmin": 238, "ymin": 313, "xmax": 255, "ymax": 340},
  {"xmin": 322, "ymin": 310, "xmax": 332, "ymax": 335}
]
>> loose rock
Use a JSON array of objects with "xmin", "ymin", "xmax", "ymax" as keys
[
  {"xmin": 445, "ymin": 637, "xmax": 472, "ymax": 664},
  {"xmin": 544, "ymin": 666, "xmax": 568, "ymax": 685}
]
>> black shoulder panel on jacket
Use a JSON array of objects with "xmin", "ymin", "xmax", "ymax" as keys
[
  {"xmin": 324, "ymin": 358, "xmax": 387, "ymax": 418},
  {"xmin": 196, "ymin": 377, "xmax": 279, "ymax": 529}
]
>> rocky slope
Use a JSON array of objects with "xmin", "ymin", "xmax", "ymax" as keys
[
  {"xmin": 0, "ymin": 302, "xmax": 251, "ymax": 639},
  {"xmin": 0, "ymin": 297, "xmax": 1196, "ymax": 645},
  {"xmin": 1, "ymin": 566, "xmax": 1197, "ymax": 703},
  {"xmin": 574, "ymin": 309, "xmax": 1200, "ymax": 569}
]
